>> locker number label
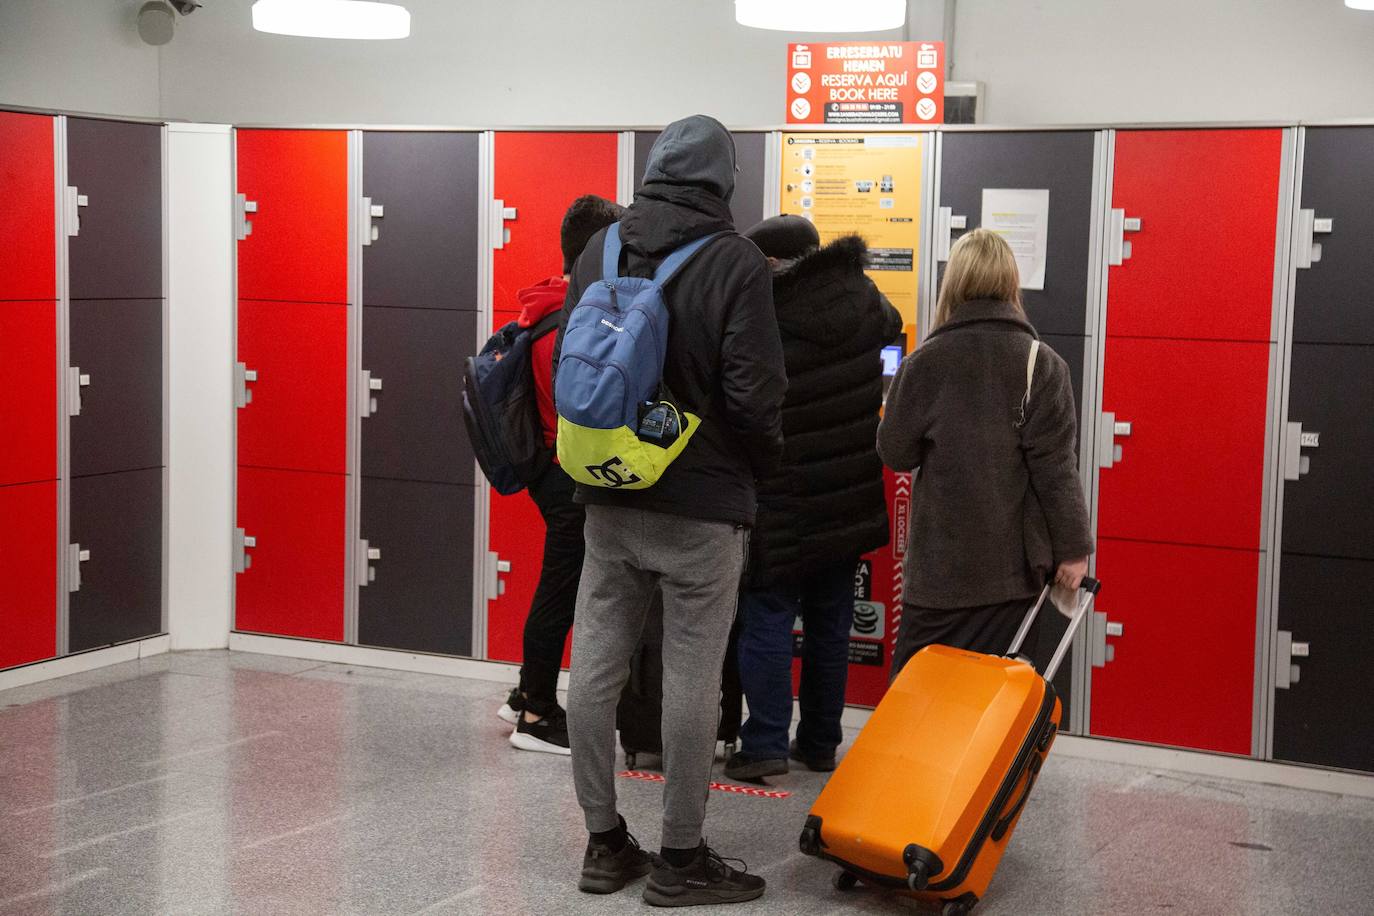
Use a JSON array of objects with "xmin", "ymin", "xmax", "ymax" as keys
[{"xmin": 1299, "ymin": 432, "xmax": 1320, "ymax": 448}]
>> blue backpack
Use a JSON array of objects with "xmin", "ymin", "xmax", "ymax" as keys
[
  {"xmin": 462, "ymin": 313, "xmax": 560, "ymax": 495},
  {"xmin": 555, "ymin": 224, "xmax": 725, "ymax": 489}
]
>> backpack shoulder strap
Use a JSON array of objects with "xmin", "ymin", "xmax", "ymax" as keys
[
  {"xmin": 652, "ymin": 231, "xmax": 730, "ymax": 285},
  {"xmin": 530, "ymin": 312, "xmax": 561, "ymax": 340},
  {"xmin": 601, "ymin": 223, "xmax": 624, "ymax": 282}
]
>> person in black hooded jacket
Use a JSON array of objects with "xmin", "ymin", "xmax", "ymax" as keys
[
  {"xmin": 723, "ymin": 216, "xmax": 902, "ymax": 782},
  {"xmin": 555, "ymin": 115, "xmax": 786, "ymax": 907}
]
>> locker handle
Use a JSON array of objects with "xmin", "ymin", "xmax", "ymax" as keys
[
  {"xmin": 935, "ymin": 207, "xmax": 952, "ymax": 262},
  {"xmin": 235, "ymin": 363, "xmax": 257, "ymax": 409},
  {"xmin": 1098, "ymin": 412, "xmax": 1128, "ymax": 469},
  {"xmin": 1275, "ymin": 630, "xmax": 1303, "ymax": 689},
  {"xmin": 67, "ymin": 544, "xmax": 86, "ymax": 592},
  {"xmin": 357, "ymin": 539, "xmax": 377, "ymax": 587},
  {"xmin": 360, "ymin": 371, "xmax": 380, "ymax": 418},
  {"xmin": 361, "ymin": 196, "xmax": 383, "ymax": 246},
  {"xmin": 234, "ymin": 529, "xmax": 255, "ymax": 573},
  {"xmin": 1283, "ymin": 422, "xmax": 1317, "ymax": 481},
  {"xmin": 67, "ymin": 366, "xmax": 84, "ymax": 417},
  {"xmin": 65, "ymin": 186, "xmax": 87, "ymax": 237},
  {"xmin": 492, "ymin": 198, "xmax": 516, "ymax": 250},
  {"xmin": 235, "ymin": 194, "xmax": 257, "ymax": 241},
  {"xmin": 1294, "ymin": 209, "xmax": 1332, "ymax": 271}
]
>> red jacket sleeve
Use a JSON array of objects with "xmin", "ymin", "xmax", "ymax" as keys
[{"xmin": 532, "ymin": 331, "xmax": 558, "ymax": 450}]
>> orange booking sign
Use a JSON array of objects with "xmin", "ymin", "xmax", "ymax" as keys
[{"xmin": 787, "ymin": 41, "xmax": 944, "ymax": 126}]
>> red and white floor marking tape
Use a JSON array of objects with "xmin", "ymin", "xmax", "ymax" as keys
[{"xmin": 618, "ymin": 770, "xmax": 791, "ymax": 799}]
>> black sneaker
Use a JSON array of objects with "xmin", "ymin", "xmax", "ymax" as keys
[
  {"xmin": 580, "ymin": 827, "xmax": 653, "ymax": 894},
  {"xmin": 509, "ymin": 705, "xmax": 571, "ymax": 756},
  {"xmin": 789, "ymin": 739, "xmax": 836, "ymax": 772},
  {"xmin": 722, "ymin": 752, "xmax": 788, "ymax": 782},
  {"xmin": 497, "ymin": 687, "xmax": 525, "ymax": 725},
  {"xmin": 644, "ymin": 842, "xmax": 765, "ymax": 907}
]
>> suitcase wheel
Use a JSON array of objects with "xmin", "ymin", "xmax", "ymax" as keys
[
  {"xmin": 832, "ymin": 871, "xmax": 859, "ymax": 892},
  {"xmin": 799, "ymin": 818, "xmax": 822, "ymax": 857},
  {"xmin": 941, "ymin": 894, "xmax": 978, "ymax": 916},
  {"xmin": 625, "ymin": 752, "xmax": 638, "ymax": 770}
]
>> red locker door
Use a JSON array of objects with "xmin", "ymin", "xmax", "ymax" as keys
[
  {"xmin": 1098, "ymin": 337, "xmax": 1271, "ymax": 550},
  {"xmin": 1107, "ymin": 130, "xmax": 1282, "ymax": 342},
  {"xmin": 0, "ymin": 301, "xmax": 57, "ymax": 486},
  {"xmin": 492, "ymin": 132, "xmax": 618, "ymax": 310},
  {"xmin": 0, "ymin": 112, "xmax": 55, "ymax": 301},
  {"xmin": 237, "ymin": 300, "xmax": 348, "ymax": 474},
  {"xmin": 236, "ymin": 129, "xmax": 349, "ymax": 304},
  {"xmin": 485, "ymin": 132, "xmax": 617, "ymax": 661},
  {"xmin": 235, "ymin": 467, "xmax": 346, "ymax": 642},
  {"xmin": 1089, "ymin": 539, "xmax": 1258, "ymax": 755},
  {"xmin": 0, "ymin": 481, "xmax": 58, "ymax": 669}
]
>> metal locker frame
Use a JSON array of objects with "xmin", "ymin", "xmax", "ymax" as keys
[
  {"xmin": 762, "ymin": 131, "xmax": 782, "ymax": 219},
  {"xmin": 345, "ymin": 130, "xmax": 363, "ymax": 646},
  {"xmin": 472, "ymin": 130, "xmax": 495, "ymax": 660},
  {"xmin": 54, "ymin": 115, "xmax": 71, "ymax": 657},
  {"xmin": 161, "ymin": 123, "xmax": 171, "ymax": 640}
]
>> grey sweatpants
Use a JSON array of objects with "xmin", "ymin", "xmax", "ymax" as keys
[{"xmin": 567, "ymin": 504, "xmax": 747, "ymax": 850}]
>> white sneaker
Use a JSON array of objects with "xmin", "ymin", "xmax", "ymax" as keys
[{"xmin": 497, "ymin": 687, "xmax": 524, "ymax": 725}]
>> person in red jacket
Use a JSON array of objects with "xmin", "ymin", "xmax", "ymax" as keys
[{"xmin": 498, "ymin": 194, "xmax": 625, "ymax": 754}]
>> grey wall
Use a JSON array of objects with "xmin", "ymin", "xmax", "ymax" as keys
[
  {"xmin": 2, "ymin": 0, "xmax": 1373, "ymax": 126},
  {"xmin": 0, "ymin": 0, "xmax": 160, "ymax": 118},
  {"xmin": 955, "ymin": 0, "xmax": 1374, "ymax": 125}
]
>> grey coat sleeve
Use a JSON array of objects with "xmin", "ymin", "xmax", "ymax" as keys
[
  {"xmin": 876, "ymin": 350, "xmax": 929, "ymax": 471},
  {"xmin": 720, "ymin": 260, "xmax": 787, "ymax": 476},
  {"xmin": 1023, "ymin": 352, "xmax": 1095, "ymax": 560}
]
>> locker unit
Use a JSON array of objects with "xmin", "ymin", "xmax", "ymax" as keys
[
  {"xmin": 235, "ymin": 466, "xmax": 347, "ymax": 642},
  {"xmin": 1088, "ymin": 129, "xmax": 1284, "ymax": 755},
  {"xmin": 357, "ymin": 131, "xmax": 482, "ymax": 655},
  {"xmin": 66, "ymin": 117, "xmax": 167, "ymax": 654},
  {"xmin": 1270, "ymin": 126, "xmax": 1374, "ymax": 773},
  {"xmin": 68, "ymin": 468, "xmax": 163, "ymax": 653},
  {"xmin": 0, "ymin": 111, "xmax": 56, "ymax": 301},
  {"xmin": 486, "ymin": 132, "xmax": 619, "ymax": 662},
  {"xmin": 234, "ymin": 130, "xmax": 351, "ymax": 643},
  {"xmin": 358, "ymin": 478, "xmax": 475, "ymax": 656},
  {"xmin": 633, "ymin": 130, "xmax": 770, "ymax": 229},
  {"xmin": 362, "ymin": 131, "xmax": 480, "ymax": 311},
  {"xmin": 0, "ymin": 300, "xmax": 58, "ymax": 486},
  {"xmin": 235, "ymin": 130, "xmax": 349, "ymax": 304},
  {"xmin": 0, "ymin": 482, "xmax": 58, "ymax": 669},
  {"xmin": 360, "ymin": 306, "xmax": 476, "ymax": 486},
  {"xmin": 236, "ymin": 299, "xmax": 348, "ymax": 475},
  {"xmin": 68, "ymin": 299, "xmax": 163, "ymax": 479},
  {"xmin": 66, "ymin": 118, "xmax": 163, "ymax": 300}
]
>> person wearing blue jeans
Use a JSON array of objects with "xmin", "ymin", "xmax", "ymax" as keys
[
  {"xmin": 735, "ymin": 558, "xmax": 857, "ymax": 773},
  {"xmin": 725, "ymin": 216, "xmax": 902, "ymax": 781}
]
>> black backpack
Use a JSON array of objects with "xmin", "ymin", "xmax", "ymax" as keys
[{"xmin": 461, "ymin": 314, "xmax": 560, "ymax": 495}]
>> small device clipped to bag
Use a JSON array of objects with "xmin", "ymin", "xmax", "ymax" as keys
[{"xmin": 636, "ymin": 400, "xmax": 686, "ymax": 447}]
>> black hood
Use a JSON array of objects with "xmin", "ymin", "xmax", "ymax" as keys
[
  {"xmin": 773, "ymin": 235, "xmax": 894, "ymax": 347},
  {"xmin": 621, "ymin": 116, "xmax": 738, "ymax": 260}
]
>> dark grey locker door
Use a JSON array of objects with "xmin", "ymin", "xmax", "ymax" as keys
[
  {"xmin": 69, "ymin": 299, "xmax": 162, "ymax": 478},
  {"xmin": 358, "ymin": 478, "xmax": 474, "ymax": 656},
  {"xmin": 1273, "ymin": 553, "xmax": 1374, "ymax": 773},
  {"xmin": 67, "ymin": 118, "xmax": 162, "ymax": 300},
  {"xmin": 1293, "ymin": 127, "xmax": 1374, "ymax": 346},
  {"xmin": 362, "ymin": 132, "xmax": 480, "ymax": 310},
  {"xmin": 69, "ymin": 467, "xmax": 163, "ymax": 652},
  {"xmin": 938, "ymin": 131, "xmax": 1096, "ymax": 336},
  {"xmin": 634, "ymin": 130, "xmax": 768, "ymax": 230},
  {"xmin": 361, "ymin": 306, "xmax": 476, "ymax": 485},
  {"xmin": 1282, "ymin": 343, "xmax": 1374, "ymax": 560}
]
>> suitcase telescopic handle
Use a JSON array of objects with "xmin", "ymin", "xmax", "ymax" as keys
[{"xmin": 1007, "ymin": 576, "xmax": 1102, "ymax": 682}]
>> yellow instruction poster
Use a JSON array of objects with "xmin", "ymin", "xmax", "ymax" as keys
[{"xmin": 779, "ymin": 132, "xmax": 923, "ymax": 342}]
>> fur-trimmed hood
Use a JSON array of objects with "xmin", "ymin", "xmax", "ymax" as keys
[{"xmin": 770, "ymin": 234, "xmax": 896, "ymax": 348}]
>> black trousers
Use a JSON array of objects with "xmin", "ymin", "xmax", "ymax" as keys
[
  {"xmin": 518, "ymin": 463, "xmax": 586, "ymax": 714},
  {"xmin": 890, "ymin": 595, "xmax": 1040, "ymax": 683}
]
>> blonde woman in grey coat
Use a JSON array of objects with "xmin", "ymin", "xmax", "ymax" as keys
[{"xmin": 878, "ymin": 228, "xmax": 1093, "ymax": 678}]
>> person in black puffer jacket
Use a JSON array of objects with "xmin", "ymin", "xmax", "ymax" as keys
[{"xmin": 725, "ymin": 216, "xmax": 902, "ymax": 782}]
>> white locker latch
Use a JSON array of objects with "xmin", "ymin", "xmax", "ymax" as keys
[
  {"xmin": 1108, "ymin": 210, "xmax": 1143, "ymax": 266},
  {"xmin": 1294, "ymin": 209, "xmax": 1333, "ymax": 270},
  {"xmin": 361, "ymin": 197, "xmax": 385, "ymax": 246},
  {"xmin": 1282, "ymin": 421, "xmax": 1320, "ymax": 481},
  {"xmin": 1090, "ymin": 611, "xmax": 1122, "ymax": 668},
  {"xmin": 234, "ymin": 362, "xmax": 258, "ymax": 408},
  {"xmin": 1097, "ymin": 412, "xmax": 1131, "ymax": 469},
  {"xmin": 1274, "ymin": 630, "xmax": 1307, "ymax": 689},
  {"xmin": 66, "ymin": 366, "xmax": 87, "ymax": 417},
  {"xmin": 234, "ymin": 194, "xmax": 258, "ymax": 241},
  {"xmin": 492, "ymin": 199, "xmax": 518, "ymax": 250},
  {"xmin": 486, "ymin": 552, "xmax": 511, "ymax": 599},
  {"xmin": 67, "ymin": 543, "xmax": 89, "ymax": 592},
  {"xmin": 360, "ymin": 371, "xmax": 382, "ymax": 418},
  {"xmin": 65, "ymin": 187, "xmax": 88, "ymax": 237},
  {"xmin": 934, "ymin": 207, "xmax": 969, "ymax": 262},
  {"xmin": 233, "ymin": 527, "xmax": 255, "ymax": 573},
  {"xmin": 358, "ymin": 539, "xmax": 379, "ymax": 586}
]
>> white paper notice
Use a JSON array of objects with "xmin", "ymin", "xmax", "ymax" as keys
[{"xmin": 981, "ymin": 188, "xmax": 1050, "ymax": 291}]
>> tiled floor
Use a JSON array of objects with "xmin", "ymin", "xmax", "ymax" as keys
[{"xmin": 3, "ymin": 651, "xmax": 1373, "ymax": 915}]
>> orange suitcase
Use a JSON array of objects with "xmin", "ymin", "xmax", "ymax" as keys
[{"xmin": 799, "ymin": 578, "xmax": 1101, "ymax": 915}]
